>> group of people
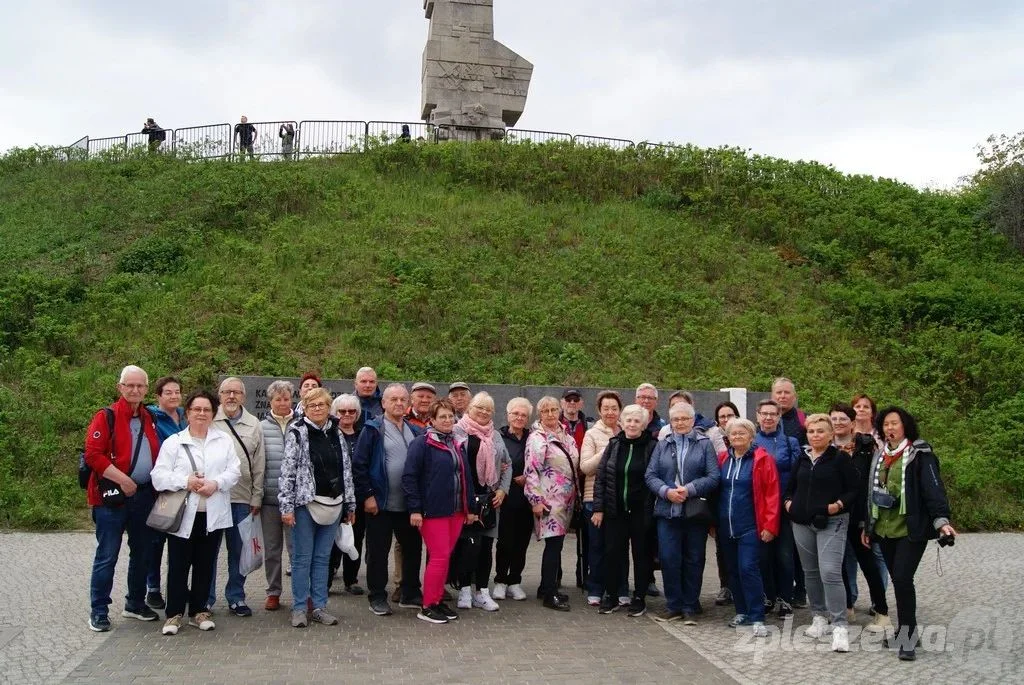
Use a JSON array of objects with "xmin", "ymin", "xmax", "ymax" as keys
[{"xmin": 83, "ymin": 368, "xmax": 954, "ymax": 661}]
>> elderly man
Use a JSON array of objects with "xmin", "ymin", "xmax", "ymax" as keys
[
  {"xmin": 353, "ymin": 383, "xmax": 425, "ymax": 616},
  {"xmin": 447, "ymin": 382, "xmax": 471, "ymax": 419},
  {"xmin": 635, "ymin": 383, "xmax": 667, "ymax": 439},
  {"xmin": 754, "ymin": 398, "xmax": 801, "ymax": 617},
  {"xmin": 405, "ymin": 381, "xmax": 436, "ymax": 429},
  {"xmin": 355, "ymin": 366, "xmax": 383, "ymax": 422},
  {"xmin": 207, "ymin": 376, "xmax": 266, "ymax": 617},
  {"xmin": 84, "ymin": 365, "xmax": 162, "ymax": 631},
  {"xmin": 771, "ymin": 377, "xmax": 806, "ymax": 445}
]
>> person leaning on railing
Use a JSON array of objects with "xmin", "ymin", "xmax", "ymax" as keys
[{"xmin": 862, "ymin": 406, "xmax": 956, "ymax": 662}]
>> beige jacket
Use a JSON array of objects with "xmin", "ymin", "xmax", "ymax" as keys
[
  {"xmin": 214, "ymin": 407, "xmax": 267, "ymax": 507},
  {"xmin": 579, "ymin": 420, "xmax": 619, "ymax": 502}
]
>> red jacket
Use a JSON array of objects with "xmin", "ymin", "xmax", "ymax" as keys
[
  {"xmin": 83, "ymin": 397, "xmax": 160, "ymax": 507},
  {"xmin": 717, "ymin": 447, "xmax": 781, "ymax": 537}
]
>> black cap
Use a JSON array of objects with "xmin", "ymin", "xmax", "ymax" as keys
[{"xmin": 562, "ymin": 389, "xmax": 582, "ymax": 399}]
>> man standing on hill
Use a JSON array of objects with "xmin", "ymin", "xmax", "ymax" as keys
[
  {"xmin": 355, "ymin": 366, "xmax": 383, "ymax": 423},
  {"xmin": 235, "ymin": 115, "xmax": 257, "ymax": 161},
  {"xmin": 208, "ymin": 377, "xmax": 266, "ymax": 616},
  {"xmin": 84, "ymin": 365, "xmax": 162, "ymax": 631},
  {"xmin": 142, "ymin": 118, "xmax": 165, "ymax": 153}
]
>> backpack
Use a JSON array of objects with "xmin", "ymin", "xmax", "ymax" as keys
[{"xmin": 77, "ymin": 407, "xmax": 114, "ymax": 488}]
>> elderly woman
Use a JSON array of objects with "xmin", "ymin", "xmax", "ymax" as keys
[
  {"xmin": 279, "ymin": 388, "xmax": 356, "ymax": 628},
  {"xmin": 589, "ymin": 404, "xmax": 658, "ymax": 617},
  {"xmin": 524, "ymin": 395, "xmax": 580, "ymax": 611},
  {"xmin": 260, "ymin": 380, "xmax": 296, "ymax": 611},
  {"xmin": 327, "ymin": 393, "xmax": 367, "ymax": 595},
  {"xmin": 402, "ymin": 399, "xmax": 480, "ymax": 624},
  {"xmin": 492, "ymin": 397, "xmax": 534, "ymax": 601},
  {"xmin": 152, "ymin": 390, "xmax": 240, "ymax": 635},
  {"xmin": 862, "ymin": 406, "xmax": 956, "ymax": 661},
  {"xmin": 642, "ymin": 402, "xmax": 720, "ymax": 623},
  {"xmin": 452, "ymin": 392, "xmax": 512, "ymax": 611},
  {"xmin": 784, "ymin": 414, "xmax": 860, "ymax": 653},
  {"xmin": 718, "ymin": 418, "xmax": 779, "ymax": 638},
  {"xmin": 579, "ymin": 390, "xmax": 625, "ymax": 606}
]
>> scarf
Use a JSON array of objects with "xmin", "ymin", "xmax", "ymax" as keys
[
  {"xmin": 457, "ymin": 414, "xmax": 497, "ymax": 487},
  {"xmin": 883, "ymin": 438, "xmax": 909, "ymax": 469}
]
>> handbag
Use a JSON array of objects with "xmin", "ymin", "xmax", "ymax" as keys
[
  {"xmin": 551, "ymin": 440, "xmax": 583, "ymax": 531},
  {"xmin": 473, "ymin": 492, "xmax": 497, "ymax": 529},
  {"xmin": 307, "ymin": 495, "xmax": 344, "ymax": 526},
  {"xmin": 146, "ymin": 444, "xmax": 199, "ymax": 533},
  {"xmin": 100, "ymin": 416, "xmax": 147, "ymax": 507},
  {"xmin": 684, "ymin": 496, "xmax": 714, "ymax": 526}
]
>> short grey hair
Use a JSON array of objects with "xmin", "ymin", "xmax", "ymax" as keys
[
  {"xmin": 771, "ymin": 377, "xmax": 796, "ymax": 392},
  {"xmin": 331, "ymin": 393, "xmax": 361, "ymax": 415},
  {"xmin": 382, "ymin": 382, "xmax": 408, "ymax": 401},
  {"xmin": 356, "ymin": 367, "xmax": 377, "ymax": 379},
  {"xmin": 219, "ymin": 376, "xmax": 246, "ymax": 394},
  {"xmin": 620, "ymin": 404, "xmax": 649, "ymax": 425},
  {"xmin": 506, "ymin": 397, "xmax": 533, "ymax": 418},
  {"xmin": 725, "ymin": 418, "xmax": 757, "ymax": 440},
  {"xmin": 536, "ymin": 395, "xmax": 560, "ymax": 413},
  {"xmin": 266, "ymin": 380, "xmax": 294, "ymax": 401},
  {"xmin": 469, "ymin": 391, "xmax": 494, "ymax": 412},
  {"xmin": 669, "ymin": 402, "xmax": 695, "ymax": 419},
  {"xmin": 119, "ymin": 365, "xmax": 148, "ymax": 384},
  {"xmin": 635, "ymin": 382, "xmax": 658, "ymax": 397}
]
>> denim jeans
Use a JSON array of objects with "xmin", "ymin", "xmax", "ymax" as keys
[
  {"xmin": 793, "ymin": 514, "xmax": 849, "ymax": 627},
  {"xmin": 146, "ymin": 531, "xmax": 167, "ymax": 593},
  {"xmin": 584, "ymin": 503, "xmax": 627, "ymax": 598},
  {"xmin": 290, "ymin": 505, "xmax": 340, "ymax": 611},
  {"xmin": 759, "ymin": 517, "xmax": 795, "ymax": 603},
  {"xmin": 722, "ymin": 529, "xmax": 764, "ymax": 622},
  {"xmin": 89, "ymin": 485, "xmax": 155, "ymax": 618},
  {"xmin": 657, "ymin": 517, "xmax": 708, "ymax": 614},
  {"xmin": 873, "ymin": 542, "xmax": 889, "ymax": 591},
  {"xmin": 208, "ymin": 502, "xmax": 251, "ymax": 608}
]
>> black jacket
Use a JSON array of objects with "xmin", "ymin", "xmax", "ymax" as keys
[
  {"xmin": 784, "ymin": 445, "xmax": 859, "ymax": 526},
  {"xmin": 866, "ymin": 440, "xmax": 951, "ymax": 542},
  {"xmin": 593, "ymin": 432, "xmax": 656, "ymax": 520},
  {"xmin": 500, "ymin": 426, "xmax": 529, "ymax": 509},
  {"xmin": 844, "ymin": 433, "xmax": 877, "ymax": 528}
]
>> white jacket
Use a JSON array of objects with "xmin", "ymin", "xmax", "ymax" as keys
[{"xmin": 151, "ymin": 427, "xmax": 241, "ymax": 538}]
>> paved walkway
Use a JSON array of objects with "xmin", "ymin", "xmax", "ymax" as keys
[{"xmin": 0, "ymin": 531, "xmax": 1020, "ymax": 684}]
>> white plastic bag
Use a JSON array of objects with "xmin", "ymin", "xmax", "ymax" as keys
[
  {"xmin": 238, "ymin": 513, "xmax": 265, "ymax": 576},
  {"xmin": 334, "ymin": 521, "xmax": 359, "ymax": 560}
]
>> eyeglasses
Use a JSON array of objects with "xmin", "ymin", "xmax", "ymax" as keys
[
  {"xmin": 220, "ymin": 389, "xmax": 244, "ymax": 397},
  {"xmin": 120, "ymin": 383, "xmax": 147, "ymax": 390},
  {"xmin": 508, "ymin": 411, "xmax": 529, "ymax": 419},
  {"xmin": 564, "ymin": 397, "xmax": 581, "ymax": 402},
  {"xmin": 636, "ymin": 395, "xmax": 657, "ymax": 401},
  {"xmin": 670, "ymin": 416, "xmax": 695, "ymax": 422},
  {"xmin": 830, "ymin": 416, "xmax": 852, "ymax": 424},
  {"xmin": 757, "ymin": 412, "xmax": 779, "ymax": 418},
  {"xmin": 718, "ymin": 414, "xmax": 737, "ymax": 421},
  {"xmin": 336, "ymin": 409, "xmax": 358, "ymax": 415},
  {"xmin": 470, "ymin": 406, "xmax": 493, "ymax": 413},
  {"xmin": 306, "ymin": 402, "xmax": 329, "ymax": 411},
  {"xmin": 188, "ymin": 406, "xmax": 213, "ymax": 414}
]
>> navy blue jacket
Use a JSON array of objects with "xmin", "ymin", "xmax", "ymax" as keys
[
  {"xmin": 402, "ymin": 433, "xmax": 479, "ymax": 518},
  {"xmin": 646, "ymin": 430, "xmax": 720, "ymax": 519},
  {"xmin": 147, "ymin": 404, "xmax": 186, "ymax": 444},
  {"xmin": 754, "ymin": 428, "xmax": 800, "ymax": 496},
  {"xmin": 352, "ymin": 417, "xmax": 424, "ymax": 505}
]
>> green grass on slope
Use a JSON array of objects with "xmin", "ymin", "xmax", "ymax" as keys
[{"xmin": 1, "ymin": 142, "xmax": 1022, "ymax": 529}]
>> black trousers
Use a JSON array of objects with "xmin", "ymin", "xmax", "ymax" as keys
[
  {"xmin": 456, "ymin": 529, "xmax": 496, "ymax": 589},
  {"xmin": 876, "ymin": 536, "xmax": 927, "ymax": 644},
  {"xmin": 166, "ymin": 513, "xmax": 222, "ymax": 618},
  {"xmin": 576, "ymin": 516, "xmax": 589, "ymax": 588},
  {"xmin": 539, "ymin": 535, "xmax": 565, "ymax": 598},
  {"xmin": 327, "ymin": 506, "xmax": 366, "ymax": 589},
  {"xmin": 844, "ymin": 526, "xmax": 889, "ymax": 614},
  {"xmin": 603, "ymin": 513, "xmax": 651, "ymax": 599},
  {"xmin": 365, "ymin": 510, "xmax": 422, "ymax": 603},
  {"xmin": 494, "ymin": 506, "xmax": 534, "ymax": 585}
]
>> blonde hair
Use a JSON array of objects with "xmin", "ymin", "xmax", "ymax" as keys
[
  {"xmin": 620, "ymin": 404, "xmax": 649, "ymax": 425},
  {"xmin": 724, "ymin": 417, "xmax": 756, "ymax": 440},
  {"xmin": 804, "ymin": 413, "xmax": 834, "ymax": 434},
  {"xmin": 469, "ymin": 391, "xmax": 495, "ymax": 412},
  {"xmin": 506, "ymin": 397, "xmax": 533, "ymax": 418},
  {"xmin": 302, "ymin": 387, "xmax": 333, "ymax": 408}
]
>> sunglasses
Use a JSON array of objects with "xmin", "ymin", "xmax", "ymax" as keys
[{"xmin": 336, "ymin": 409, "xmax": 358, "ymax": 415}]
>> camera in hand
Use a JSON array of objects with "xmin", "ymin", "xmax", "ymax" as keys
[
  {"xmin": 871, "ymin": 488, "xmax": 899, "ymax": 510},
  {"xmin": 938, "ymin": 532, "xmax": 956, "ymax": 547}
]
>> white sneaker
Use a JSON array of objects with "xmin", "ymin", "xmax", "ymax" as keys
[
  {"xmin": 457, "ymin": 586, "xmax": 473, "ymax": 610},
  {"xmin": 618, "ymin": 596, "xmax": 631, "ymax": 607},
  {"xmin": 587, "ymin": 596, "xmax": 601, "ymax": 606},
  {"xmin": 492, "ymin": 583, "xmax": 507, "ymax": 600},
  {"xmin": 507, "ymin": 584, "xmax": 527, "ymax": 601},
  {"xmin": 472, "ymin": 589, "xmax": 499, "ymax": 612},
  {"xmin": 831, "ymin": 625, "xmax": 850, "ymax": 652},
  {"xmin": 752, "ymin": 622, "xmax": 769, "ymax": 638},
  {"xmin": 804, "ymin": 615, "xmax": 830, "ymax": 639},
  {"xmin": 161, "ymin": 615, "xmax": 182, "ymax": 635},
  {"xmin": 865, "ymin": 612, "xmax": 892, "ymax": 633}
]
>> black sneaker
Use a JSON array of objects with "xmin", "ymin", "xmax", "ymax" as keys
[
  {"xmin": 898, "ymin": 647, "xmax": 917, "ymax": 661},
  {"xmin": 436, "ymin": 602, "xmax": 459, "ymax": 621},
  {"xmin": 121, "ymin": 605, "xmax": 159, "ymax": 621},
  {"xmin": 88, "ymin": 614, "xmax": 111, "ymax": 632},
  {"xmin": 228, "ymin": 602, "xmax": 253, "ymax": 617},
  {"xmin": 597, "ymin": 598, "xmax": 618, "ymax": 614},
  {"xmin": 398, "ymin": 595, "xmax": 423, "ymax": 609},
  {"xmin": 763, "ymin": 596, "xmax": 776, "ymax": 613},
  {"xmin": 145, "ymin": 591, "xmax": 165, "ymax": 610},
  {"xmin": 543, "ymin": 595, "xmax": 571, "ymax": 611},
  {"xmin": 714, "ymin": 587, "xmax": 733, "ymax": 606},
  {"xmin": 345, "ymin": 584, "xmax": 365, "ymax": 596},
  {"xmin": 417, "ymin": 605, "xmax": 448, "ymax": 624},
  {"xmin": 792, "ymin": 594, "xmax": 808, "ymax": 608},
  {"xmin": 776, "ymin": 600, "xmax": 793, "ymax": 618},
  {"xmin": 369, "ymin": 598, "xmax": 393, "ymax": 616},
  {"xmin": 627, "ymin": 598, "xmax": 647, "ymax": 617},
  {"xmin": 646, "ymin": 583, "xmax": 660, "ymax": 597},
  {"xmin": 654, "ymin": 609, "xmax": 682, "ymax": 622}
]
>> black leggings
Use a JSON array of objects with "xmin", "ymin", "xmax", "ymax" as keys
[
  {"xmin": 494, "ymin": 506, "xmax": 533, "ymax": 585},
  {"xmin": 539, "ymin": 535, "xmax": 565, "ymax": 598},
  {"xmin": 876, "ymin": 536, "xmax": 927, "ymax": 643},
  {"xmin": 457, "ymin": 532, "xmax": 495, "ymax": 590},
  {"xmin": 844, "ymin": 527, "xmax": 889, "ymax": 614}
]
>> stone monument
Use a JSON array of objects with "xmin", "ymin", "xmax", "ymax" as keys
[{"xmin": 421, "ymin": 0, "xmax": 533, "ymax": 140}]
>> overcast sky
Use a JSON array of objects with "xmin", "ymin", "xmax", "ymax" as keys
[{"xmin": 3, "ymin": 0, "xmax": 1022, "ymax": 188}]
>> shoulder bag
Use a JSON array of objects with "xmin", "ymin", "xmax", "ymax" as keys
[{"xmin": 147, "ymin": 444, "xmax": 199, "ymax": 533}]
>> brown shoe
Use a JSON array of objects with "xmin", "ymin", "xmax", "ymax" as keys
[{"xmin": 264, "ymin": 596, "xmax": 280, "ymax": 611}]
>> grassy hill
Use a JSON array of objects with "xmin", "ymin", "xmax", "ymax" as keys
[{"xmin": 2, "ymin": 141, "xmax": 1023, "ymax": 529}]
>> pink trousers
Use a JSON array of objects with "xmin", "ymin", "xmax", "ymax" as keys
[{"xmin": 420, "ymin": 513, "xmax": 465, "ymax": 606}]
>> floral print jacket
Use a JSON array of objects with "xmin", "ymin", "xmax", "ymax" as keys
[{"xmin": 524, "ymin": 422, "xmax": 579, "ymax": 539}]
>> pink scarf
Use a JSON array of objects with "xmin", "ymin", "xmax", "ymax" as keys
[{"xmin": 457, "ymin": 414, "xmax": 498, "ymax": 488}]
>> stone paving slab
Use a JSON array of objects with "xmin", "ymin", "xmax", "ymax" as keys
[{"xmin": 1, "ymin": 531, "xmax": 1021, "ymax": 684}]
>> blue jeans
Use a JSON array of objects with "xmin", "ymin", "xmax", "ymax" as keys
[
  {"xmin": 657, "ymin": 517, "xmax": 708, "ymax": 614},
  {"xmin": 873, "ymin": 542, "xmax": 889, "ymax": 591},
  {"xmin": 722, "ymin": 529, "xmax": 764, "ymax": 623},
  {"xmin": 89, "ymin": 485, "xmax": 155, "ymax": 617},
  {"xmin": 146, "ymin": 531, "xmax": 166, "ymax": 593},
  {"xmin": 584, "ymin": 503, "xmax": 627, "ymax": 598},
  {"xmin": 208, "ymin": 503, "xmax": 250, "ymax": 608},
  {"xmin": 843, "ymin": 538, "xmax": 859, "ymax": 607},
  {"xmin": 759, "ymin": 517, "xmax": 795, "ymax": 603},
  {"xmin": 291, "ymin": 505, "xmax": 341, "ymax": 611}
]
